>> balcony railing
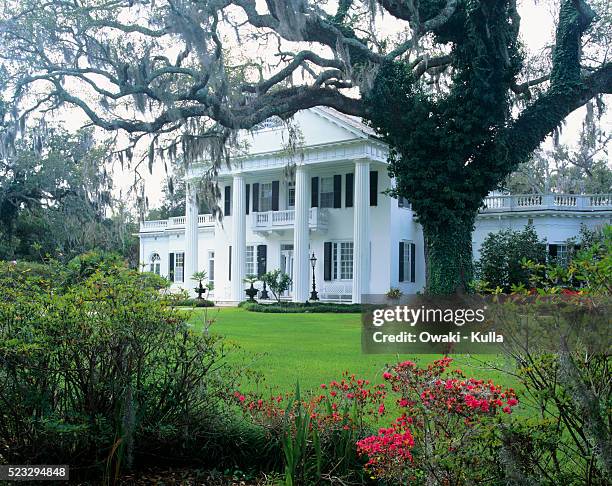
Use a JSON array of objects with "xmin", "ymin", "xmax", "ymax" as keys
[
  {"xmin": 252, "ymin": 207, "xmax": 329, "ymax": 232},
  {"xmin": 480, "ymin": 194, "xmax": 612, "ymax": 213},
  {"xmin": 140, "ymin": 214, "xmax": 216, "ymax": 232}
]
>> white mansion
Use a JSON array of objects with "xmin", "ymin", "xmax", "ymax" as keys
[{"xmin": 139, "ymin": 108, "xmax": 612, "ymax": 303}]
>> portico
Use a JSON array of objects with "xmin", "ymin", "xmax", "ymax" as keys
[{"xmin": 177, "ymin": 108, "xmax": 388, "ymax": 303}]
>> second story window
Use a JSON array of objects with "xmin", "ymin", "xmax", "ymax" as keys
[
  {"xmin": 260, "ymin": 183, "xmax": 273, "ymax": 212},
  {"xmin": 287, "ymin": 181, "xmax": 295, "ymax": 208},
  {"xmin": 320, "ymin": 176, "xmax": 334, "ymax": 208}
]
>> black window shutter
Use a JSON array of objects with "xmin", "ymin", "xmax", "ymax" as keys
[
  {"xmin": 228, "ymin": 246, "xmax": 232, "ymax": 281},
  {"xmin": 224, "ymin": 186, "xmax": 231, "ymax": 216},
  {"xmin": 311, "ymin": 177, "xmax": 319, "ymax": 207},
  {"xmin": 169, "ymin": 252, "xmax": 175, "ymax": 282},
  {"xmin": 398, "ymin": 242, "xmax": 405, "ymax": 282},
  {"xmin": 257, "ymin": 245, "xmax": 267, "ymax": 277},
  {"xmin": 246, "ymin": 184, "xmax": 250, "ymax": 215},
  {"xmin": 252, "ymin": 183, "xmax": 260, "ymax": 212},
  {"xmin": 345, "ymin": 173, "xmax": 354, "ymax": 207},
  {"xmin": 333, "ymin": 174, "xmax": 342, "ymax": 208},
  {"xmin": 272, "ymin": 181, "xmax": 280, "ymax": 211},
  {"xmin": 324, "ymin": 242, "xmax": 332, "ymax": 281},
  {"xmin": 370, "ymin": 171, "xmax": 378, "ymax": 206},
  {"xmin": 410, "ymin": 243, "xmax": 416, "ymax": 283}
]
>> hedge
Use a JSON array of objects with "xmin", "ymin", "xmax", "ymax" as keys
[
  {"xmin": 239, "ymin": 301, "xmax": 366, "ymax": 313},
  {"xmin": 173, "ymin": 298, "xmax": 215, "ymax": 307}
]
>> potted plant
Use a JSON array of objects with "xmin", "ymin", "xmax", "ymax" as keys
[
  {"xmin": 191, "ymin": 271, "xmax": 209, "ymax": 300},
  {"xmin": 243, "ymin": 275, "xmax": 259, "ymax": 302}
]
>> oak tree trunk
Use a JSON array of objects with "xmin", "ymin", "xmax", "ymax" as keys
[{"xmin": 421, "ymin": 216, "xmax": 475, "ymax": 295}]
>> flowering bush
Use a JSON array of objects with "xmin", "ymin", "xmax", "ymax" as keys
[
  {"xmin": 358, "ymin": 358, "xmax": 519, "ymax": 484},
  {"xmin": 234, "ymin": 373, "xmax": 387, "ymax": 484}
]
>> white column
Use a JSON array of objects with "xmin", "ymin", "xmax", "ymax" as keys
[
  {"xmin": 352, "ymin": 161, "xmax": 370, "ymax": 303},
  {"xmin": 293, "ymin": 164, "xmax": 310, "ymax": 302},
  {"xmin": 231, "ymin": 174, "xmax": 246, "ymax": 302},
  {"xmin": 184, "ymin": 180, "xmax": 199, "ymax": 295}
]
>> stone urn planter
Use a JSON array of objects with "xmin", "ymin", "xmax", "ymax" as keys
[{"xmin": 243, "ymin": 276, "xmax": 259, "ymax": 302}]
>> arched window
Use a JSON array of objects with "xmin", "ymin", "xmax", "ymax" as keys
[{"xmin": 149, "ymin": 252, "xmax": 161, "ymax": 275}]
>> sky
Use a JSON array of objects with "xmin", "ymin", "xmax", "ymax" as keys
[{"xmin": 55, "ymin": 0, "xmax": 611, "ymax": 211}]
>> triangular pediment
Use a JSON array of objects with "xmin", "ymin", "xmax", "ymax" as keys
[{"xmin": 240, "ymin": 107, "xmax": 377, "ymax": 156}]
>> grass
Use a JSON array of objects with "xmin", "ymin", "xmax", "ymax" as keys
[{"xmin": 189, "ymin": 307, "xmax": 519, "ymax": 394}]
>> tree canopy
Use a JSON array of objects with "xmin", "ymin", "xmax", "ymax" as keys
[
  {"xmin": 0, "ymin": 127, "xmax": 138, "ymax": 262},
  {"xmin": 1, "ymin": 0, "xmax": 610, "ymax": 292}
]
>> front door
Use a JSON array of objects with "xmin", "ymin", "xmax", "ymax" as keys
[{"xmin": 280, "ymin": 244, "xmax": 294, "ymax": 297}]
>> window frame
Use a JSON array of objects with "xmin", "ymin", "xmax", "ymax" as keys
[
  {"xmin": 331, "ymin": 240, "xmax": 354, "ymax": 281},
  {"xmin": 208, "ymin": 250, "xmax": 215, "ymax": 284},
  {"xmin": 149, "ymin": 252, "xmax": 161, "ymax": 275},
  {"xmin": 245, "ymin": 245, "xmax": 256, "ymax": 276},
  {"xmin": 319, "ymin": 176, "xmax": 335, "ymax": 209},
  {"xmin": 286, "ymin": 181, "xmax": 295, "ymax": 209},
  {"xmin": 174, "ymin": 252, "xmax": 185, "ymax": 283},
  {"xmin": 259, "ymin": 182, "xmax": 273, "ymax": 212}
]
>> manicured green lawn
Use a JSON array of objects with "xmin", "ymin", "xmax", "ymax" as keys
[{"xmin": 189, "ymin": 307, "xmax": 518, "ymax": 394}]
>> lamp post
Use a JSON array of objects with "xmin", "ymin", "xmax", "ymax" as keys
[{"xmin": 309, "ymin": 252, "xmax": 319, "ymax": 301}]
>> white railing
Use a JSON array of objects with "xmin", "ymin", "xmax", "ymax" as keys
[
  {"xmin": 320, "ymin": 282, "xmax": 353, "ymax": 302},
  {"xmin": 140, "ymin": 213, "xmax": 216, "ymax": 231},
  {"xmin": 140, "ymin": 220, "xmax": 169, "ymax": 230},
  {"xmin": 252, "ymin": 207, "xmax": 329, "ymax": 231},
  {"xmin": 480, "ymin": 194, "xmax": 612, "ymax": 213}
]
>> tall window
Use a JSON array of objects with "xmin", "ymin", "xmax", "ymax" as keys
[
  {"xmin": 149, "ymin": 253, "xmax": 161, "ymax": 275},
  {"xmin": 245, "ymin": 245, "xmax": 255, "ymax": 276},
  {"xmin": 401, "ymin": 241, "xmax": 411, "ymax": 280},
  {"xmin": 287, "ymin": 181, "xmax": 295, "ymax": 208},
  {"xmin": 208, "ymin": 251, "xmax": 215, "ymax": 284},
  {"xmin": 319, "ymin": 177, "xmax": 334, "ymax": 208},
  {"xmin": 332, "ymin": 241, "xmax": 353, "ymax": 280},
  {"xmin": 174, "ymin": 252, "xmax": 184, "ymax": 283},
  {"xmin": 260, "ymin": 183, "xmax": 273, "ymax": 212}
]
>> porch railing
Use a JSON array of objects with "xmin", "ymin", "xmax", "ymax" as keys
[
  {"xmin": 480, "ymin": 194, "xmax": 612, "ymax": 213},
  {"xmin": 252, "ymin": 207, "xmax": 329, "ymax": 231},
  {"xmin": 140, "ymin": 213, "xmax": 216, "ymax": 231},
  {"xmin": 319, "ymin": 281, "xmax": 353, "ymax": 302}
]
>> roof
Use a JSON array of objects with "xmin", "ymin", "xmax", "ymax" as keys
[{"xmin": 312, "ymin": 106, "xmax": 379, "ymax": 138}]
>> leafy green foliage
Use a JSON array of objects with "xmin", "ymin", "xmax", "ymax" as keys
[
  {"xmin": 520, "ymin": 224, "xmax": 611, "ymax": 295},
  {"xmin": 172, "ymin": 297, "xmax": 215, "ymax": 307},
  {"xmin": 0, "ymin": 128, "xmax": 138, "ymax": 263},
  {"xmin": 260, "ymin": 269, "xmax": 292, "ymax": 303},
  {"xmin": 475, "ymin": 224, "xmax": 547, "ymax": 292},
  {"xmin": 239, "ymin": 301, "xmax": 365, "ymax": 313},
  {"xmin": 0, "ymin": 261, "xmax": 236, "ymax": 478},
  {"xmin": 489, "ymin": 237, "xmax": 612, "ymax": 483}
]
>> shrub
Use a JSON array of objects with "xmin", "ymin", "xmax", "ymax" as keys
[
  {"xmin": 260, "ymin": 269, "xmax": 292, "ymax": 303},
  {"xmin": 357, "ymin": 358, "xmax": 518, "ymax": 484},
  {"xmin": 66, "ymin": 249, "xmax": 126, "ymax": 281},
  {"xmin": 235, "ymin": 362, "xmax": 519, "ymax": 485},
  {"xmin": 475, "ymin": 223, "xmax": 546, "ymax": 292},
  {"xmin": 488, "ymin": 229, "xmax": 612, "ymax": 484},
  {"xmin": 234, "ymin": 374, "xmax": 387, "ymax": 484},
  {"xmin": 239, "ymin": 301, "xmax": 365, "ymax": 313},
  {"xmin": 172, "ymin": 297, "xmax": 215, "ymax": 307},
  {"xmin": 0, "ymin": 264, "xmax": 234, "ymax": 479},
  {"xmin": 386, "ymin": 287, "xmax": 403, "ymax": 299}
]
